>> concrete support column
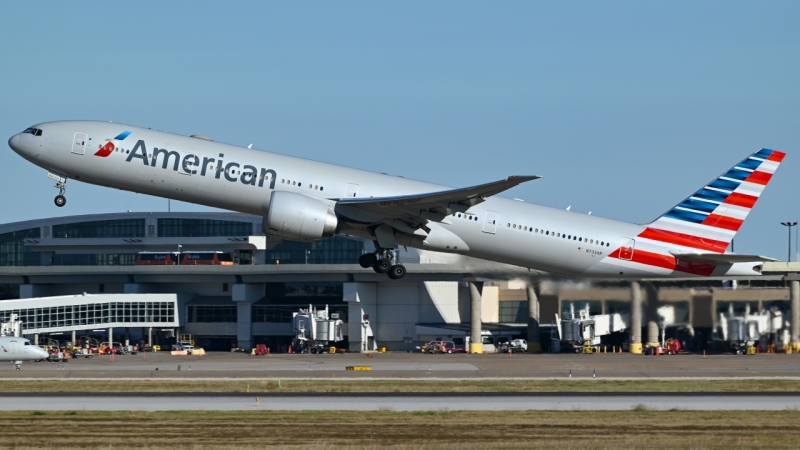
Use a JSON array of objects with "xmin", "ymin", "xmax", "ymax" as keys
[
  {"xmin": 343, "ymin": 282, "xmax": 377, "ymax": 353},
  {"xmin": 108, "ymin": 327, "xmax": 113, "ymax": 348},
  {"xmin": 791, "ymin": 280, "xmax": 800, "ymax": 346},
  {"xmin": 630, "ymin": 281, "xmax": 642, "ymax": 354},
  {"xmin": 20, "ymin": 284, "xmax": 47, "ymax": 299},
  {"xmin": 646, "ymin": 284, "xmax": 659, "ymax": 346},
  {"xmin": 71, "ymin": 330, "xmax": 76, "ymax": 346},
  {"xmin": 469, "ymin": 282, "xmax": 483, "ymax": 354},
  {"xmin": 124, "ymin": 328, "xmax": 130, "ymax": 347},
  {"xmin": 232, "ymin": 283, "xmax": 265, "ymax": 351},
  {"xmin": 148, "ymin": 327, "xmax": 152, "ymax": 346},
  {"xmin": 526, "ymin": 284, "xmax": 540, "ymax": 352},
  {"xmin": 34, "ymin": 333, "xmax": 39, "ymax": 346},
  {"xmin": 236, "ymin": 302, "xmax": 252, "ymax": 350}
]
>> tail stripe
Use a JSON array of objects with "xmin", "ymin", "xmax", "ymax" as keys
[
  {"xmin": 736, "ymin": 158, "xmax": 762, "ymax": 170},
  {"xmin": 723, "ymin": 193, "xmax": 757, "ymax": 208},
  {"xmin": 708, "ymin": 178, "xmax": 740, "ymax": 192},
  {"xmin": 647, "ymin": 148, "xmax": 785, "ymax": 251},
  {"xmin": 677, "ymin": 198, "xmax": 718, "ymax": 213}
]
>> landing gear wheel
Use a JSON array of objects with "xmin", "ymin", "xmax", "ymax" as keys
[
  {"xmin": 54, "ymin": 195, "xmax": 67, "ymax": 207},
  {"xmin": 373, "ymin": 259, "xmax": 392, "ymax": 273},
  {"xmin": 359, "ymin": 253, "xmax": 378, "ymax": 268},
  {"xmin": 387, "ymin": 264, "xmax": 406, "ymax": 279}
]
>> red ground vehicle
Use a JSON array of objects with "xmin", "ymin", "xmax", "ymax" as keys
[
  {"xmin": 254, "ymin": 344, "xmax": 268, "ymax": 355},
  {"xmin": 644, "ymin": 338, "xmax": 684, "ymax": 355}
]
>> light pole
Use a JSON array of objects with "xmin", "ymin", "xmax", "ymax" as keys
[{"xmin": 781, "ymin": 222, "xmax": 797, "ymax": 262}]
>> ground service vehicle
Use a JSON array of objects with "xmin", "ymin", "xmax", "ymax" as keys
[{"xmin": 499, "ymin": 339, "xmax": 528, "ymax": 353}]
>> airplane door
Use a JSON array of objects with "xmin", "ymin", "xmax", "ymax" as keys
[
  {"xmin": 345, "ymin": 183, "xmax": 359, "ymax": 198},
  {"xmin": 71, "ymin": 132, "xmax": 88, "ymax": 155},
  {"xmin": 619, "ymin": 239, "xmax": 635, "ymax": 261},
  {"xmin": 482, "ymin": 211, "xmax": 499, "ymax": 234},
  {"xmin": 9, "ymin": 340, "xmax": 18, "ymax": 354}
]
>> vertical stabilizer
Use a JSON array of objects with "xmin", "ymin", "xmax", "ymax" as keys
[{"xmin": 644, "ymin": 148, "xmax": 785, "ymax": 252}]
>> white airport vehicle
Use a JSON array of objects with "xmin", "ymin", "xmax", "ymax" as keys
[
  {"xmin": 498, "ymin": 339, "xmax": 528, "ymax": 353},
  {"xmin": 8, "ymin": 122, "xmax": 783, "ymax": 280},
  {"xmin": 292, "ymin": 305, "xmax": 344, "ymax": 353},
  {"xmin": 554, "ymin": 304, "xmax": 628, "ymax": 353}
]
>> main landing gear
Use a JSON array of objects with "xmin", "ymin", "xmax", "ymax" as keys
[{"xmin": 359, "ymin": 249, "xmax": 406, "ymax": 279}]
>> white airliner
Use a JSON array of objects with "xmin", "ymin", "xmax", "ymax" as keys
[
  {"xmin": 0, "ymin": 336, "xmax": 48, "ymax": 370},
  {"xmin": 8, "ymin": 121, "xmax": 783, "ymax": 280}
]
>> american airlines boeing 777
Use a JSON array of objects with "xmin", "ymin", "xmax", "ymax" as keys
[{"xmin": 8, "ymin": 121, "xmax": 783, "ymax": 280}]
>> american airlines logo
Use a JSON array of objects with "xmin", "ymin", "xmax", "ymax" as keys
[
  {"xmin": 123, "ymin": 138, "xmax": 277, "ymax": 189},
  {"xmin": 94, "ymin": 131, "xmax": 131, "ymax": 157}
]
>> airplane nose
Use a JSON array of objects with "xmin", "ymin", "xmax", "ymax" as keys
[{"xmin": 8, "ymin": 134, "xmax": 20, "ymax": 152}]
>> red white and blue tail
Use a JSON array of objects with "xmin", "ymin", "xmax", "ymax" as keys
[{"xmin": 644, "ymin": 148, "xmax": 785, "ymax": 253}]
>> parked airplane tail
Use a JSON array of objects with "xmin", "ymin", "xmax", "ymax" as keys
[{"xmin": 643, "ymin": 148, "xmax": 785, "ymax": 253}]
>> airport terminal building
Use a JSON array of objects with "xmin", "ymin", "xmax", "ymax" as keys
[{"xmin": 1, "ymin": 211, "xmax": 798, "ymax": 352}]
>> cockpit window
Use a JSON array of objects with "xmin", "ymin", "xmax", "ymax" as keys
[
  {"xmin": 22, "ymin": 128, "xmax": 42, "ymax": 136},
  {"xmin": 24, "ymin": 341, "xmax": 31, "ymax": 345}
]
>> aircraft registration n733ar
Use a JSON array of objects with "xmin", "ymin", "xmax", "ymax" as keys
[{"xmin": 8, "ymin": 121, "xmax": 784, "ymax": 280}]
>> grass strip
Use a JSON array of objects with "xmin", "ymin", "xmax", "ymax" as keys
[
  {"xmin": 0, "ymin": 410, "xmax": 799, "ymax": 449},
  {"xmin": 1, "ymin": 379, "xmax": 800, "ymax": 393}
]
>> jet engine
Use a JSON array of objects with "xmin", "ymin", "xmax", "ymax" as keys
[{"xmin": 264, "ymin": 191, "xmax": 338, "ymax": 242}]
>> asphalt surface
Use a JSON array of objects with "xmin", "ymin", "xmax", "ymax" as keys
[
  {"xmin": 3, "ymin": 351, "xmax": 800, "ymax": 379},
  {"xmin": 1, "ymin": 393, "xmax": 798, "ymax": 411}
]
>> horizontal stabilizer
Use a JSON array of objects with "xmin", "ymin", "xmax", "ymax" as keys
[{"xmin": 669, "ymin": 251, "xmax": 777, "ymax": 264}]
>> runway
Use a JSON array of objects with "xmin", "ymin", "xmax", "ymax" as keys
[
  {"xmin": 2, "ymin": 393, "xmax": 799, "ymax": 411},
  {"xmin": 5, "ymin": 351, "xmax": 800, "ymax": 379}
]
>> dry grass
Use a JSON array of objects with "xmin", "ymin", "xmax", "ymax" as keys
[
  {"xmin": 0, "ymin": 410, "xmax": 798, "ymax": 449},
  {"xmin": 1, "ymin": 378, "xmax": 799, "ymax": 393}
]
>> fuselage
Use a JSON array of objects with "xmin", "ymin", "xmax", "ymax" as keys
[
  {"xmin": 0, "ymin": 336, "xmax": 48, "ymax": 362},
  {"xmin": 8, "ymin": 121, "xmax": 766, "ymax": 279}
]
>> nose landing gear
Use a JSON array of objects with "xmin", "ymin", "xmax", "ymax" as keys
[
  {"xmin": 50, "ymin": 173, "xmax": 67, "ymax": 207},
  {"xmin": 359, "ymin": 249, "xmax": 406, "ymax": 279}
]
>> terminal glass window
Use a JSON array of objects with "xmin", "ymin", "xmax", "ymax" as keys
[
  {"xmin": 53, "ymin": 219, "xmax": 145, "ymax": 238},
  {"xmin": 158, "ymin": 219, "xmax": 253, "ymax": 237},
  {"xmin": 188, "ymin": 305, "xmax": 237, "ymax": 322},
  {"xmin": 251, "ymin": 305, "xmax": 295, "ymax": 323},
  {"xmin": 561, "ymin": 301, "xmax": 602, "ymax": 318},
  {"xmin": 52, "ymin": 253, "xmax": 137, "ymax": 266},
  {"xmin": 499, "ymin": 300, "xmax": 528, "ymax": 323},
  {"xmin": 0, "ymin": 228, "xmax": 41, "ymax": 266},
  {"xmin": 264, "ymin": 236, "xmax": 363, "ymax": 264},
  {"xmin": 252, "ymin": 304, "xmax": 347, "ymax": 323},
  {"xmin": 0, "ymin": 301, "xmax": 176, "ymax": 331}
]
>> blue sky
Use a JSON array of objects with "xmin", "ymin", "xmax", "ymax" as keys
[{"xmin": 1, "ymin": 2, "xmax": 799, "ymax": 259}]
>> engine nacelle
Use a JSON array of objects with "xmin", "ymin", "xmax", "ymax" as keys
[{"xmin": 264, "ymin": 191, "xmax": 338, "ymax": 241}]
